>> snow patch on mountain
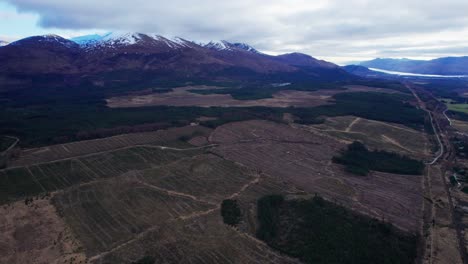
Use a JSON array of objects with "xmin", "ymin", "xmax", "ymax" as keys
[
  {"xmin": 171, "ymin": 37, "xmax": 194, "ymax": 47},
  {"xmin": 101, "ymin": 32, "xmax": 142, "ymax": 45},
  {"xmin": 204, "ymin": 40, "xmax": 260, "ymax": 53},
  {"xmin": 204, "ymin": 40, "xmax": 231, "ymax": 51},
  {"xmin": 70, "ymin": 32, "xmax": 197, "ymax": 50},
  {"xmin": 0, "ymin": 40, "xmax": 9, "ymax": 47}
]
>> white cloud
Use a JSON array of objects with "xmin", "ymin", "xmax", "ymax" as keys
[{"xmin": 4, "ymin": 0, "xmax": 468, "ymax": 63}]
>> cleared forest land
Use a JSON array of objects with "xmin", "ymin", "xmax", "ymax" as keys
[
  {"xmin": 309, "ymin": 116, "xmax": 431, "ymax": 159},
  {"xmin": 9, "ymin": 125, "xmax": 211, "ymax": 167},
  {"xmin": 0, "ymin": 128, "xmax": 299, "ymax": 263},
  {"xmin": 210, "ymin": 120, "xmax": 424, "ymax": 232},
  {"xmin": 0, "ymin": 118, "xmax": 427, "ymax": 263}
]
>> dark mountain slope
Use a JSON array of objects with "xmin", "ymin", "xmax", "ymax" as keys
[{"xmin": 0, "ymin": 33, "xmax": 354, "ymax": 92}]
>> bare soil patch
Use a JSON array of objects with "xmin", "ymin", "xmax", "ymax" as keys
[{"xmin": 0, "ymin": 199, "xmax": 86, "ymax": 264}]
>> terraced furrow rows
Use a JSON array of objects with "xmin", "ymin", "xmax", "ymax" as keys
[
  {"xmin": 92, "ymin": 213, "xmax": 299, "ymax": 264},
  {"xmin": 0, "ymin": 147, "xmax": 203, "ymax": 204},
  {"xmin": 139, "ymin": 154, "xmax": 257, "ymax": 204},
  {"xmin": 53, "ymin": 178, "xmax": 214, "ymax": 256},
  {"xmin": 12, "ymin": 126, "xmax": 211, "ymax": 167}
]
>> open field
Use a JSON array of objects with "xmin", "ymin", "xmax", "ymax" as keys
[
  {"xmin": 452, "ymin": 119, "xmax": 468, "ymax": 134},
  {"xmin": 10, "ymin": 125, "xmax": 211, "ymax": 167},
  {"xmin": 106, "ymin": 85, "xmax": 402, "ymax": 108},
  {"xmin": 210, "ymin": 120, "xmax": 424, "ymax": 232},
  {"xmin": 308, "ymin": 116, "xmax": 431, "ymax": 159},
  {"xmin": 443, "ymin": 98, "xmax": 468, "ymax": 113},
  {"xmin": 449, "ymin": 104, "xmax": 468, "ymax": 114}
]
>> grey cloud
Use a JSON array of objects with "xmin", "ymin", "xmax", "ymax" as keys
[{"xmin": 6, "ymin": 0, "xmax": 468, "ymax": 63}]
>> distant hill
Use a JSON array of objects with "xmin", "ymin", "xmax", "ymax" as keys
[
  {"xmin": 359, "ymin": 57, "xmax": 468, "ymax": 75},
  {"xmin": 341, "ymin": 65, "xmax": 388, "ymax": 78}
]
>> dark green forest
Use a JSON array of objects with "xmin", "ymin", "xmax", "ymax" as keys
[
  {"xmin": 333, "ymin": 141, "xmax": 424, "ymax": 176},
  {"xmin": 221, "ymin": 199, "xmax": 242, "ymax": 226},
  {"xmin": 0, "ymin": 78, "xmax": 425, "ymax": 147},
  {"xmin": 256, "ymin": 195, "xmax": 418, "ymax": 264}
]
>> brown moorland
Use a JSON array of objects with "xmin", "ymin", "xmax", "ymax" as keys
[{"xmin": 106, "ymin": 85, "xmax": 401, "ymax": 108}]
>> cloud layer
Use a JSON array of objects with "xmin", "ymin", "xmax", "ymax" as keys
[{"xmin": 5, "ymin": 0, "xmax": 468, "ymax": 63}]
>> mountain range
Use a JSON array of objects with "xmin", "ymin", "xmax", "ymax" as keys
[
  {"xmin": 359, "ymin": 57, "xmax": 468, "ymax": 75},
  {"xmin": 0, "ymin": 33, "xmax": 351, "ymax": 92}
]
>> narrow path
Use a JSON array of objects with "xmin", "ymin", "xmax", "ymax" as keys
[
  {"xmin": 443, "ymin": 109, "xmax": 452, "ymax": 126},
  {"xmin": 381, "ymin": 135, "xmax": 414, "ymax": 153},
  {"xmin": 0, "ymin": 136, "xmax": 19, "ymax": 155},
  {"xmin": 406, "ymin": 84, "xmax": 444, "ymax": 165},
  {"xmin": 137, "ymin": 180, "xmax": 217, "ymax": 206},
  {"xmin": 345, "ymin": 117, "xmax": 361, "ymax": 132}
]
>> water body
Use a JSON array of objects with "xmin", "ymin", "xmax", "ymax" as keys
[{"xmin": 369, "ymin": 68, "xmax": 468, "ymax": 78}]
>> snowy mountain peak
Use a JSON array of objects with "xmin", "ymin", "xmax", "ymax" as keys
[
  {"xmin": 204, "ymin": 40, "xmax": 260, "ymax": 53},
  {"xmin": 0, "ymin": 40, "xmax": 9, "ymax": 47},
  {"xmin": 101, "ymin": 32, "xmax": 144, "ymax": 45},
  {"xmin": 70, "ymin": 32, "xmax": 197, "ymax": 50},
  {"xmin": 204, "ymin": 40, "xmax": 232, "ymax": 51},
  {"xmin": 171, "ymin": 37, "xmax": 195, "ymax": 47},
  {"xmin": 71, "ymin": 32, "xmax": 146, "ymax": 48}
]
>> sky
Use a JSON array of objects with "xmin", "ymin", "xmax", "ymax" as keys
[{"xmin": 1, "ymin": 0, "xmax": 468, "ymax": 64}]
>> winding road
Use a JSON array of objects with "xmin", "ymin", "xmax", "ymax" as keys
[{"xmin": 406, "ymin": 82, "xmax": 467, "ymax": 264}]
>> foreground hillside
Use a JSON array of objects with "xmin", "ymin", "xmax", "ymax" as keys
[{"xmin": 0, "ymin": 118, "xmax": 428, "ymax": 263}]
